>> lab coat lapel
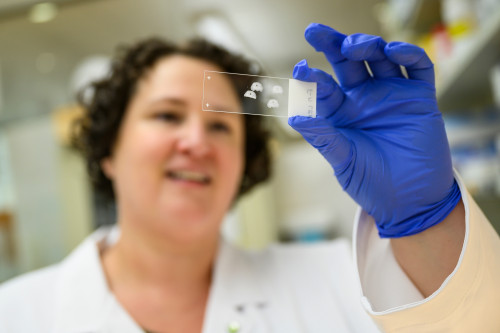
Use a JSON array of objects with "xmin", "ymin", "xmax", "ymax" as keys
[
  {"xmin": 202, "ymin": 240, "xmax": 301, "ymax": 333},
  {"xmin": 203, "ymin": 240, "xmax": 271, "ymax": 333},
  {"xmin": 52, "ymin": 228, "xmax": 143, "ymax": 333}
]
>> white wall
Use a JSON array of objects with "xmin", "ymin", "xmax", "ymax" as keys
[{"xmin": 3, "ymin": 115, "xmax": 91, "ymax": 278}]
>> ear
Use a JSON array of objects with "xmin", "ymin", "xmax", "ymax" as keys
[{"xmin": 101, "ymin": 157, "xmax": 115, "ymax": 180}]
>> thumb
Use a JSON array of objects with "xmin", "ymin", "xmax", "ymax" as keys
[{"xmin": 288, "ymin": 116, "xmax": 353, "ymax": 171}]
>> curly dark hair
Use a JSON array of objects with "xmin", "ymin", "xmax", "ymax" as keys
[{"xmin": 72, "ymin": 37, "xmax": 271, "ymax": 201}]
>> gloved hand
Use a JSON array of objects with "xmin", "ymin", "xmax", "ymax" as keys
[{"xmin": 289, "ymin": 23, "xmax": 461, "ymax": 238}]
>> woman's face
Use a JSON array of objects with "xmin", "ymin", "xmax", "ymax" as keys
[{"xmin": 102, "ymin": 55, "xmax": 245, "ymax": 243}]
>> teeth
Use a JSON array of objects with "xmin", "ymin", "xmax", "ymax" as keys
[{"xmin": 169, "ymin": 170, "xmax": 209, "ymax": 183}]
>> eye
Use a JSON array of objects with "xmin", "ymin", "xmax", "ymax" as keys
[
  {"xmin": 154, "ymin": 111, "xmax": 182, "ymax": 123},
  {"xmin": 209, "ymin": 120, "xmax": 231, "ymax": 133}
]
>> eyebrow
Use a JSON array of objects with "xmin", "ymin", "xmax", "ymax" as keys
[
  {"xmin": 148, "ymin": 97, "xmax": 187, "ymax": 107},
  {"xmin": 149, "ymin": 96, "xmax": 240, "ymax": 114}
]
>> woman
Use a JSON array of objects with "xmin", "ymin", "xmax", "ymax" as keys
[
  {"xmin": 0, "ymin": 23, "xmax": 499, "ymax": 332},
  {"xmin": 79, "ymin": 37, "xmax": 277, "ymax": 332},
  {"xmin": 77, "ymin": 38, "xmax": 272, "ymax": 332}
]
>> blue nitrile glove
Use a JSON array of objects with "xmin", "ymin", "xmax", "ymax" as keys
[{"xmin": 288, "ymin": 23, "xmax": 461, "ymax": 238}]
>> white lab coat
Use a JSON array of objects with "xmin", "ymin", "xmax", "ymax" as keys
[{"xmin": 0, "ymin": 173, "xmax": 499, "ymax": 332}]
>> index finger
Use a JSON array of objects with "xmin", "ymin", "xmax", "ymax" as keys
[{"xmin": 304, "ymin": 23, "xmax": 370, "ymax": 89}]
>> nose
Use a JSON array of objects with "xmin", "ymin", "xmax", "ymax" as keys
[{"xmin": 176, "ymin": 116, "xmax": 211, "ymax": 157}]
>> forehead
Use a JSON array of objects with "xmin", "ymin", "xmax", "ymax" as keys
[{"xmin": 138, "ymin": 55, "xmax": 239, "ymax": 104}]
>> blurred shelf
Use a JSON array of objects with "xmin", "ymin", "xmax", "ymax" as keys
[
  {"xmin": 474, "ymin": 194, "xmax": 500, "ymax": 235},
  {"xmin": 445, "ymin": 113, "xmax": 500, "ymax": 147},
  {"xmin": 437, "ymin": 5, "xmax": 500, "ymax": 111},
  {"xmin": 401, "ymin": 0, "xmax": 441, "ymax": 34}
]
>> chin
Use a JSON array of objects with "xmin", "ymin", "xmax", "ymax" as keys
[{"xmin": 156, "ymin": 206, "xmax": 224, "ymax": 240}]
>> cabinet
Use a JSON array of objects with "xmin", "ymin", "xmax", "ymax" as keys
[
  {"xmin": 382, "ymin": 0, "xmax": 500, "ymax": 111},
  {"xmin": 437, "ymin": 5, "xmax": 500, "ymax": 111}
]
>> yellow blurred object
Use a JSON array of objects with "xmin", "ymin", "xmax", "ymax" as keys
[
  {"xmin": 447, "ymin": 19, "xmax": 477, "ymax": 38},
  {"xmin": 415, "ymin": 33, "xmax": 436, "ymax": 64},
  {"xmin": 51, "ymin": 105, "xmax": 84, "ymax": 147}
]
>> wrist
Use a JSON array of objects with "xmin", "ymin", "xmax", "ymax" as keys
[
  {"xmin": 390, "ymin": 199, "xmax": 465, "ymax": 297},
  {"xmin": 377, "ymin": 179, "xmax": 462, "ymax": 238}
]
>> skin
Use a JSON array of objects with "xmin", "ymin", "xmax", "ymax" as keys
[
  {"xmin": 391, "ymin": 201, "xmax": 465, "ymax": 298},
  {"xmin": 100, "ymin": 55, "xmax": 245, "ymax": 333}
]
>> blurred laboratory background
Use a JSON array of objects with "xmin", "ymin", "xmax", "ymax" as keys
[{"xmin": 1, "ymin": 0, "xmax": 499, "ymax": 282}]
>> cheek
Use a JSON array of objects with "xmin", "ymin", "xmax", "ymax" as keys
[
  {"xmin": 140, "ymin": 131, "xmax": 173, "ymax": 159},
  {"xmin": 217, "ymin": 141, "xmax": 245, "ymax": 193},
  {"xmin": 112, "ymin": 126, "xmax": 173, "ymax": 181},
  {"xmin": 127, "ymin": 125, "xmax": 173, "ymax": 160}
]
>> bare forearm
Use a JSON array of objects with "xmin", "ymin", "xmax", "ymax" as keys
[{"xmin": 390, "ymin": 200, "xmax": 465, "ymax": 297}]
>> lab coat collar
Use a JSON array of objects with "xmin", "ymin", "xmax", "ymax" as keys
[
  {"xmin": 51, "ymin": 227, "xmax": 271, "ymax": 333},
  {"xmin": 52, "ymin": 227, "xmax": 142, "ymax": 333},
  {"xmin": 212, "ymin": 240, "xmax": 271, "ymax": 303},
  {"xmin": 203, "ymin": 241, "xmax": 278, "ymax": 333}
]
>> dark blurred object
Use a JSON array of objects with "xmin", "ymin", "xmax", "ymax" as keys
[
  {"xmin": 0, "ymin": 210, "xmax": 15, "ymax": 260},
  {"xmin": 475, "ymin": 195, "xmax": 500, "ymax": 235},
  {"xmin": 92, "ymin": 192, "xmax": 116, "ymax": 229}
]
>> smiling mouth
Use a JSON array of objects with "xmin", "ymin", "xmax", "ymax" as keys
[{"xmin": 167, "ymin": 170, "xmax": 211, "ymax": 185}]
